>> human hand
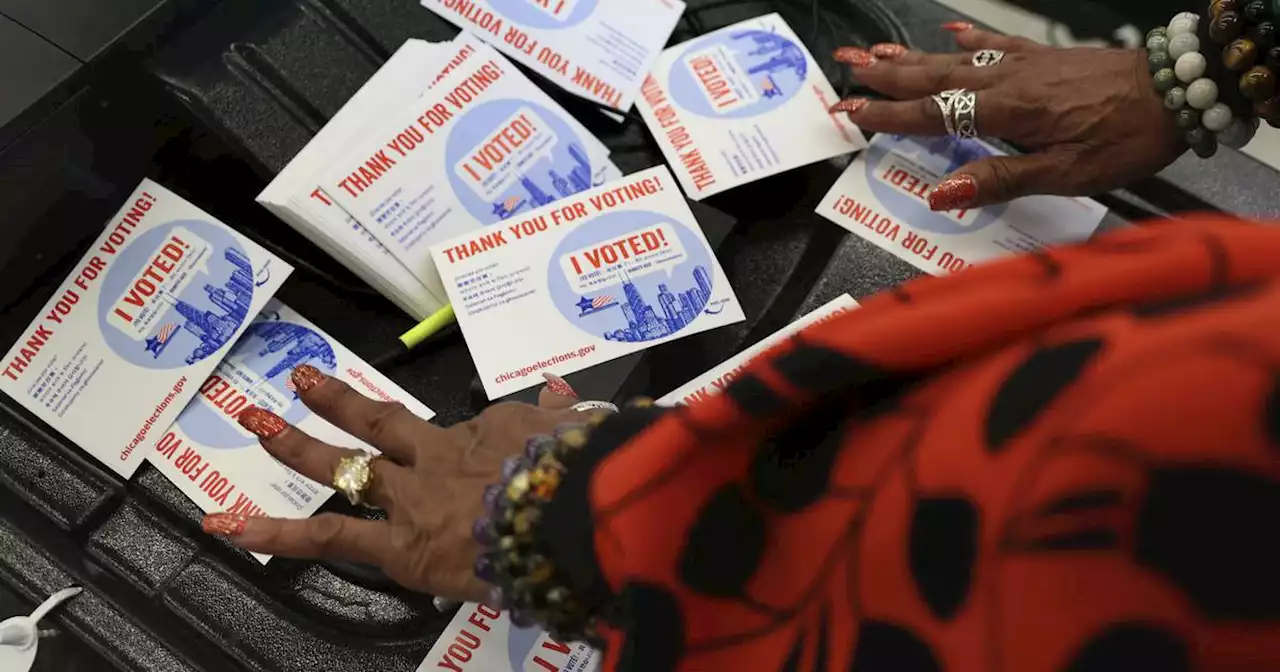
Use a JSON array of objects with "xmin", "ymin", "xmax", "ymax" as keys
[
  {"xmin": 830, "ymin": 25, "xmax": 1183, "ymax": 210},
  {"xmin": 199, "ymin": 366, "xmax": 584, "ymax": 602}
]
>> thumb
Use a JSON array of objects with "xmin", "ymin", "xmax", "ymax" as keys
[
  {"xmin": 537, "ymin": 372, "xmax": 579, "ymax": 410},
  {"xmin": 928, "ymin": 152, "xmax": 1068, "ymax": 211}
]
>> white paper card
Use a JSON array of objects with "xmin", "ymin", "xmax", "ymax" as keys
[
  {"xmin": 431, "ymin": 166, "xmax": 744, "ymax": 399},
  {"xmin": 259, "ymin": 39, "xmax": 453, "ymax": 319},
  {"xmin": 418, "ymin": 603, "xmax": 599, "ymax": 672},
  {"xmin": 636, "ymin": 13, "xmax": 864, "ymax": 199},
  {"xmin": 146, "ymin": 299, "xmax": 435, "ymax": 563},
  {"xmin": 817, "ymin": 134, "xmax": 1109, "ymax": 275},
  {"xmin": 321, "ymin": 37, "xmax": 621, "ymax": 299},
  {"xmin": 0, "ymin": 181, "xmax": 291, "ymax": 477},
  {"xmin": 658, "ymin": 293, "xmax": 858, "ymax": 406},
  {"xmin": 422, "ymin": 0, "xmax": 685, "ymax": 113}
]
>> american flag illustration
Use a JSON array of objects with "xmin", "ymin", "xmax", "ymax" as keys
[
  {"xmin": 592, "ymin": 295, "xmax": 614, "ymax": 309},
  {"xmin": 285, "ymin": 378, "xmax": 297, "ymax": 392},
  {"xmin": 155, "ymin": 323, "xmax": 178, "ymax": 344},
  {"xmin": 503, "ymin": 195, "xmax": 522, "ymax": 211},
  {"xmin": 760, "ymin": 78, "xmax": 775, "ymax": 93}
]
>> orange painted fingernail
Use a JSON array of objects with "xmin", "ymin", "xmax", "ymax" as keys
[
  {"xmin": 832, "ymin": 47, "xmax": 876, "ymax": 68},
  {"xmin": 871, "ymin": 43, "xmax": 908, "ymax": 59},
  {"xmin": 828, "ymin": 98, "xmax": 870, "ymax": 116},
  {"xmin": 928, "ymin": 174, "xmax": 979, "ymax": 211},
  {"xmin": 542, "ymin": 372, "xmax": 578, "ymax": 399},
  {"xmin": 291, "ymin": 364, "xmax": 325, "ymax": 393},
  {"xmin": 202, "ymin": 513, "xmax": 250, "ymax": 537},
  {"xmin": 238, "ymin": 406, "xmax": 287, "ymax": 439},
  {"xmin": 942, "ymin": 21, "xmax": 975, "ymax": 32}
]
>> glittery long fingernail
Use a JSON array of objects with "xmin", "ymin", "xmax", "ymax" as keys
[
  {"xmin": 542, "ymin": 372, "xmax": 578, "ymax": 399},
  {"xmin": 291, "ymin": 364, "xmax": 325, "ymax": 393},
  {"xmin": 238, "ymin": 406, "xmax": 287, "ymax": 439},
  {"xmin": 828, "ymin": 98, "xmax": 870, "ymax": 116},
  {"xmin": 942, "ymin": 21, "xmax": 974, "ymax": 32},
  {"xmin": 202, "ymin": 513, "xmax": 250, "ymax": 537},
  {"xmin": 871, "ymin": 43, "xmax": 908, "ymax": 59},
  {"xmin": 928, "ymin": 174, "xmax": 979, "ymax": 211},
  {"xmin": 832, "ymin": 47, "xmax": 877, "ymax": 68}
]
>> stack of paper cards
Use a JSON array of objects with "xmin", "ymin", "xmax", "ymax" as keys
[
  {"xmin": 816, "ymin": 135, "xmax": 1108, "ymax": 275},
  {"xmin": 417, "ymin": 603, "xmax": 599, "ymax": 672},
  {"xmin": 259, "ymin": 39, "xmax": 450, "ymax": 320},
  {"xmin": 430, "ymin": 165, "xmax": 744, "ymax": 399},
  {"xmin": 658, "ymin": 294, "xmax": 858, "ymax": 406},
  {"xmin": 636, "ymin": 13, "xmax": 865, "ymax": 199},
  {"xmin": 421, "ymin": 0, "xmax": 685, "ymax": 113},
  {"xmin": 147, "ymin": 299, "xmax": 436, "ymax": 563},
  {"xmin": 0, "ymin": 180, "xmax": 291, "ymax": 477},
  {"xmin": 320, "ymin": 36, "xmax": 623, "ymax": 304}
]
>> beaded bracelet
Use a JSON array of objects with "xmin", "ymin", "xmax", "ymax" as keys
[
  {"xmin": 471, "ymin": 406, "xmax": 622, "ymax": 644},
  {"xmin": 1211, "ymin": 0, "xmax": 1280, "ymax": 126},
  {"xmin": 1150, "ymin": 12, "xmax": 1259, "ymax": 156}
]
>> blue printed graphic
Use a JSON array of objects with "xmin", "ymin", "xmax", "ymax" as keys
[
  {"xmin": 176, "ymin": 309, "xmax": 338, "ymax": 449},
  {"xmin": 549, "ymin": 210, "xmax": 716, "ymax": 342},
  {"xmin": 865, "ymin": 135, "xmax": 1008, "ymax": 234},
  {"xmin": 668, "ymin": 27, "xmax": 808, "ymax": 119},
  {"xmin": 488, "ymin": 0, "xmax": 598, "ymax": 29},
  {"xmin": 97, "ymin": 219, "xmax": 262, "ymax": 370},
  {"xmin": 446, "ymin": 99, "xmax": 598, "ymax": 224}
]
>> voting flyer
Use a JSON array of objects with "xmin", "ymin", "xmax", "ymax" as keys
[
  {"xmin": 430, "ymin": 166, "xmax": 744, "ymax": 399},
  {"xmin": 147, "ymin": 300, "xmax": 435, "ymax": 563},
  {"xmin": 321, "ymin": 37, "xmax": 621, "ymax": 300},
  {"xmin": 658, "ymin": 294, "xmax": 858, "ymax": 406},
  {"xmin": 259, "ymin": 39, "xmax": 453, "ymax": 319},
  {"xmin": 418, "ymin": 603, "xmax": 599, "ymax": 672},
  {"xmin": 422, "ymin": 0, "xmax": 685, "ymax": 113},
  {"xmin": 636, "ymin": 13, "xmax": 864, "ymax": 200},
  {"xmin": 817, "ymin": 135, "xmax": 1108, "ymax": 275},
  {"xmin": 0, "ymin": 181, "xmax": 291, "ymax": 477}
]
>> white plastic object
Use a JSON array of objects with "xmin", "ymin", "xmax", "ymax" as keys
[{"xmin": 0, "ymin": 586, "xmax": 82, "ymax": 672}]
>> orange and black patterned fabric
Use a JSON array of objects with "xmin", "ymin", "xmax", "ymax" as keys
[{"xmin": 536, "ymin": 216, "xmax": 1280, "ymax": 671}]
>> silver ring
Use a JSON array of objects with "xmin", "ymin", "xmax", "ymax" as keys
[
  {"xmin": 570, "ymin": 400, "xmax": 618, "ymax": 413},
  {"xmin": 972, "ymin": 49, "xmax": 1004, "ymax": 67},
  {"xmin": 946, "ymin": 89, "xmax": 979, "ymax": 138},
  {"xmin": 931, "ymin": 93, "xmax": 956, "ymax": 136}
]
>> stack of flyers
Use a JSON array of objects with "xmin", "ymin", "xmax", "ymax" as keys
[
  {"xmin": 147, "ymin": 299, "xmax": 436, "ymax": 563},
  {"xmin": 816, "ymin": 134, "xmax": 1108, "ymax": 275},
  {"xmin": 259, "ymin": 39, "xmax": 451, "ymax": 320},
  {"xmin": 418, "ymin": 603, "xmax": 599, "ymax": 672},
  {"xmin": 319, "ymin": 35, "xmax": 622, "ymax": 302},
  {"xmin": 657, "ymin": 293, "xmax": 859, "ymax": 406},
  {"xmin": 636, "ymin": 13, "xmax": 865, "ymax": 199},
  {"xmin": 0, "ymin": 180, "xmax": 291, "ymax": 477},
  {"xmin": 421, "ymin": 0, "xmax": 685, "ymax": 114}
]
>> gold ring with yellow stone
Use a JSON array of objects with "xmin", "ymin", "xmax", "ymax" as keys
[{"xmin": 332, "ymin": 450, "xmax": 377, "ymax": 506}]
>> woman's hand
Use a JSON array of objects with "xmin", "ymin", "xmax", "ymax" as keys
[
  {"xmin": 831, "ymin": 25, "xmax": 1183, "ymax": 210},
  {"xmin": 200, "ymin": 366, "xmax": 583, "ymax": 602}
]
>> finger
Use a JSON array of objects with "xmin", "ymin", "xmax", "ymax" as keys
[
  {"xmin": 204, "ymin": 512, "xmax": 394, "ymax": 566},
  {"xmin": 538, "ymin": 372, "xmax": 579, "ymax": 410},
  {"xmin": 831, "ymin": 91, "xmax": 1010, "ymax": 137},
  {"xmin": 951, "ymin": 26, "xmax": 1047, "ymax": 53},
  {"xmin": 928, "ymin": 151, "xmax": 1077, "ymax": 210},
  {"xmin": 291, "ymin": 364, "xmax": 440, "ymax": 467},
  {"xmin": 238, "ymin": 407, "xmax": 406, "ymax": 510},
  {"xmin": 852, "ymin": 59, "xmax": 1002, "ymax": 100}
]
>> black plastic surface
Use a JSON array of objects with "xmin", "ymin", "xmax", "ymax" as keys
[
  {"xmin": 0, "ymin": 0, "xmax": 166, "ymax": 60},
  {"xmin": 0, "ymin": 0, "xmax": 1277, "ymax": 671},
  {"xmin": 0, "ymin": 15, "xmax": 79, "ymax": 131}
]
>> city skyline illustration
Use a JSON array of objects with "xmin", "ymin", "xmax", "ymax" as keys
[
  {"xmin": 244, "ymin": 322, "xmax": 337, "ymax": 396},
  {"xmin": 144, "ymin": 248, "xmax": 254, "ymax": 365},
  {"xmin": 585, "ymin": 265, "xmax": 714, "ymax": 342},
  {"xmin": 733, "ymin": 29, "xmax": 807, "ymax": 98},
  {"xmin": 490, "ymin": 142, "xmax": 592, "ymax": 220}
]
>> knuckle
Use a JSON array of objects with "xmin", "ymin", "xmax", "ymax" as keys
[
  {"xmin": 365, "ymin": 400, "xmax": 409, "ymax": 440},
  {"xmin": 305, "ymin": 514, "xmax": 347, "ymax": 553}
]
